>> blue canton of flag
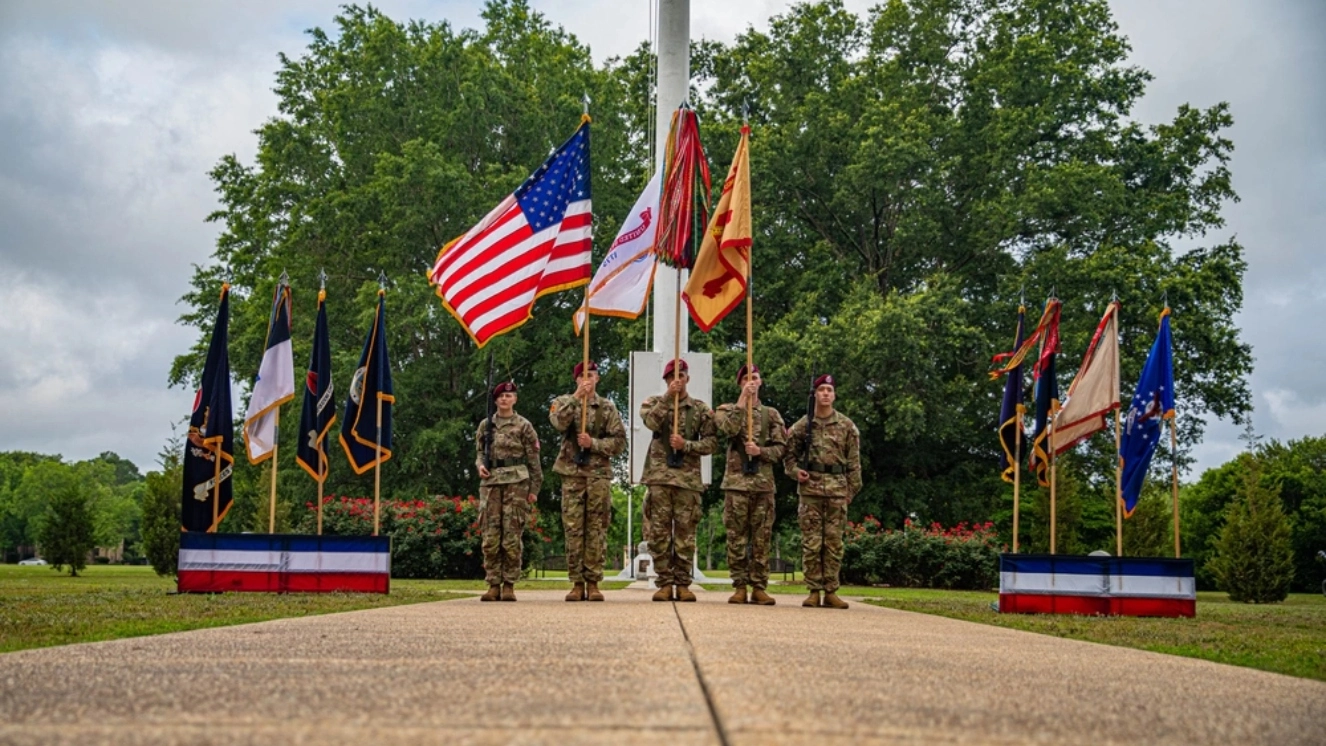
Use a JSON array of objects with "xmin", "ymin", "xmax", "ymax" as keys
[
  {"xmin": 1119, "ymin": 310, "xmax": 1175, "ymax": 515},
  {"xmin": 515, "ymin": 126, "xmax": 591, "ymax": 232}
]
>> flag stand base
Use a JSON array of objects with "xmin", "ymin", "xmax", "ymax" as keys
[
  {"xmin": 177, "ymin": 533, "xmax": 391, "ymax": 594},
  {"xmin": 997, "ymin": 553, "xmax": 1195, "ymax": 618}
]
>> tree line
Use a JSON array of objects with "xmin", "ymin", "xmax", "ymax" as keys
[{"xmin": 170, "ymin": 0, "xmax": 1251, "ymax": 556}]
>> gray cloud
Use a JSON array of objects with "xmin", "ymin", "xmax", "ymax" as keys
[{"xmin": 0, "ymin": 0, "xmax": 1320, "ymax": 476}]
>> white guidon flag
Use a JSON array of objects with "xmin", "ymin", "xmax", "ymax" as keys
[{"xmin": 574, "ymin": 170, "xmax": 662, "ymax": 333}]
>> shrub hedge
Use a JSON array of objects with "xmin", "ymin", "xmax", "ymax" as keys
[{"xmin": 841, "ymin": 517, "xmax": 1001, "ymax": 590}]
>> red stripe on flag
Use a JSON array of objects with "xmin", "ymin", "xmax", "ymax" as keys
[
  {"xmin": 998, "ymin": 593, "xmax": 1194, "ymax": 617},
  {"xmin": 433, "ymin": 202, "xmax": 523, "ymax": 279},
  {"xmin": 445, "ymin": 237, "xmax": 553, "ymax": 311},
  {"xmin": 438, "ymin": 219, "xmax": 536, "ymax": 295},
  {"xmin": 178, "ymin": 570, "xmax": 389, "ymax": 594}
]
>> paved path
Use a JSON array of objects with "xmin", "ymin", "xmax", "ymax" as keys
[{"xmin": 1, "ymin": 586, "xmax": 1323, "ymax": 745}]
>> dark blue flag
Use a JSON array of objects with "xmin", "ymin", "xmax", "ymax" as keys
[
  {"xmin": 297, "ymin": 290, "xmax": 336, "ymax": 482},
  {"xmin": 340, "ymin": 291, "xmax": 394, "ymax": 474},
  {"xmin": 997, "ymin": 306, "xmax": 1027, "ymax": 482},
  {"xmin": 182, "ymin": 284, "xmax": 234, "ymax": 532},
  {"xmin": 1028, "ymin": 299, "xmax": 1061, "ymax": 487},
  {"xmin": 1120, "ymin": 310, "xmax": 1175, "ymax": 515}
]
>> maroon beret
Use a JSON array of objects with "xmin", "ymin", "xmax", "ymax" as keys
[
  {"xmin": 573, "ymin": 360, "xmax": 599, "ymax": 379},
  {"xmin": 737, "ymin": 364, "xmax": 760, "ymax": 384},
  {"xmin": 492, "ymin": 381, "xmax": 517, "ymax": 399},
  {"xmin": 813, "ymin": 374, "xmax": 835, "ymax": 389},
  {"xmin": 662, "ymin": 358, "xmax": 689, "ymax": 379}
]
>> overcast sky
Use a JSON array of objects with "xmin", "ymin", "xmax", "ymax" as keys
[{"xmin": 0, "ymin": 1, "xmax": 1321, "ymax": 476}]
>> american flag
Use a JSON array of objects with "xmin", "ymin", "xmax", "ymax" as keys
[{"xmin": 430, "ymin": 122, "xmax": 592, "ymax": 347}]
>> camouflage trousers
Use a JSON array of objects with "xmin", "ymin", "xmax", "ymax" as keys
[
  {"xmin": 723, "ymin": 490, "xmax": 775, "ymax": 590},
  {"xmin": 644, "ymin": 484, "xmax": 701, "ymax": 587},
  {"xmin": 799, "ymin": 497, "xmax": 847, "ymax": 592},
  {"xmin": 480, "ymin": 481, "xmax": 529, "ymax": 586},
  {"xmin": 561, "ymin": 476, "xmax": 611, "ymax": 583}
]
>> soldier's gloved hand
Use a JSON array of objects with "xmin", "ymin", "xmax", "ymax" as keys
[
  {"xmin": 795, "ymin": 468, "xmax": 810, "ymax": 483},
  {"xmin": 577, "ymin": 432, "xmax": 593, "ymax": 449},
  {"xmin": 669, "ymin": 433, "xmax": 686, "ymax": 450},
  {"xmin": 479, "ymin": 466, "xmax": 491, "ymax": 479},
  {"xmin": 744, "ymin": 441, "xmax": 761, "ymax": 457}
]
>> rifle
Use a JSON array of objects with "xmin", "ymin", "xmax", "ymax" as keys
[
  {"xmin": 798, "ymin": 366, "xmax": 817, "ymax": 471},
  {"xmin": 482, "ymin": 350, "xmax": 496, "ymax": 471}
]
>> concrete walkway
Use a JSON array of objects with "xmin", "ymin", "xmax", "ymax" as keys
[{"xmin": 1, "ymin": 586, "xmax": 1322, "ymax": 745}]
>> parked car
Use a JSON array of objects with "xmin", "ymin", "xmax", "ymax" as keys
[{"xmin": 17, "ymin": 557, "xmax": 48, "ymax": 566}]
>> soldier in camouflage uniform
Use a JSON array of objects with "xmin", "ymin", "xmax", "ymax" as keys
[
  {"xmin": 639, "ymin": 358, "xmax": 717, "ymax": 602},
  {"xmin": 783, "ymin": 374, "xmax": 861, "ymax": 609},
  {"xmin": 715, "ymin": 364, "xmax": 787, "ymax": 605},
  {"xmin": 476, "ymin": 381, "xmax": 542, "ymax": 603},
  {"xmin": 549, "ymin": 361, "xmax": 627, "ymax": 602}
]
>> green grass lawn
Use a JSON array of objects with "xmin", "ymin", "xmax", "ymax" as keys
[
  {"xmin": 0, "ymin": 565, "xmax": 480, "ymax": 654},
  {"xmin": 822, "ymin": 585, "xmax": 1326, "ymax": 682}
]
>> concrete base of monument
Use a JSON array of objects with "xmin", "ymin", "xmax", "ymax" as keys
[{"xmin": 614, "ymin": 543, "xmax": 732, "ymax": 586}]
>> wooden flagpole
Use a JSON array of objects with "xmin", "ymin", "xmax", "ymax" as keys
[
  {"xmin": 1115, "ymin": 408, "xmax": 1123, "ymax": 556},
  {"xmin": 1171, "ymin": 418, "xmax": 1180, "ymax": 558},
  {"xmin": 268, "ymin": 409, "xmax": 279, "ymax": 533},
  {"xmin": 1049, "ymin": 419, "xmax": 1057, "ymax": 555},
  {"xmin": 672, "ymin": 267, "xmax": 682, "ymax": 436},
  {"xmin": 374, "ymin": 396, "xmax": 383, "ymax": 537},
  {"xmin": 581, "ymin": 289, "xmax": 591, "ymax": 433},
  {"xmin": 211, "ymin": 448, "xmax": 221, "ymax": 533},
  {"xmin": 1012, "ymin": 405, "xmax": 1023, "ymax": 553}
]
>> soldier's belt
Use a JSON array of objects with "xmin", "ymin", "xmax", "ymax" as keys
[
  {"xmin": 491, "ymin": 458, "xmax": 527, "ymax": 468},
  {"xmin": 806, "ymin": 462, "xmax": 846, "ymax": 475}
]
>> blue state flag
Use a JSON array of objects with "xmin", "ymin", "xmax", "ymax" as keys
[
  {"xmin": 1120, "ymin": 310, "xmax": 1176, "ymax": 515},
  {"xmin": 182, "ymin": 284, "xmax": 235, "ymax": 532},
  {"xmin": 297, "ymin": 290, "xmax": 336, "ymax": 482},
  {"xmin": 997, "ymin": 306, "xmax": 1026, "ymax": 482},
  {"xmin": 340, "ymin": 291, "xmax": 394, "ymax": 474}
]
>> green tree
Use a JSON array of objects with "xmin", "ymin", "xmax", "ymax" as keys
[
  {"xmin": 37, "ymin": 485, "xmax": 96, "ymax": 576},
  {"xmin": 141, "ymin": 455, "xmax": 183, "ymax": 578},
  {"xmin": 1206, "ymin": 454, "xmax": 1294, "ymax": 603}
]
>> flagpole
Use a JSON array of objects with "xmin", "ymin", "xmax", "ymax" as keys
[
  {"xmin": 268, "ymin": 409, "xmax": 279, "ymax": 533},
  {"xmin": 1171, "ymin": 417, "xmax": 1180, "ymax": 558},
  {"xmin": 582, "ymin": 287, "xmax": 591, "ymax": 434},
  {"xmin": 1013, "ymin": 404, "xmax": 1023, "ymax": 553},
  {"xmin": 672, "ymin": 267, "xmax": 682, "ymax": 437},
  {"xmin": 211, "ymin": 447, "xmax": 221, "ymax": 533},
  {"xmin": 374, "ymin": 395, "xmax": 383, "ymax": 537},
  {"xmin": 1049, "ymin": 419, "xmax": 1057, "ymax": 555},
  {"xmin": 1115, "ymin": 408, "xmax": 1123, "ymax": 556},
  {"xmin": 317, "ymin": 470, "xmax": 324, "ymax": 536}
]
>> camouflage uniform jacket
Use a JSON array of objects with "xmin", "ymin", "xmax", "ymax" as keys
[
  {"xmin": 475, "ymin": 413, "xmax": 543, "ymax": 489},
  {"xmin": 715, "ymin": 402, "xmax": 787, "ymax": 492},
  {"xmin": 639, "ymin": 393, "xmax": 717, "ymax": 490},
  {"xmin": 548, "ymin": 392, "xmax": 627, "ymax": 478},
  {"xmin": 783, "ymin": 410, "xmax": 862, "ymax": 499}
]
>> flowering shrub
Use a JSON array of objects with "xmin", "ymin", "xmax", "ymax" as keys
[
  {"xmin": 840, "ymin": 517, "xmax": 1002, "ymax": 590},
  {"xmin": 297, "ymin": 495, "xmax": 550, "ymax": 580}
]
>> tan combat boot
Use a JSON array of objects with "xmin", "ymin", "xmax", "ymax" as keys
[
  {"xmin": 750, "ymin": 588, "xmax": 776, "ymax": 606},
  {"xmin": 652, "ymin": 584, "xmax": 673, "ymax": 602},
  {"xmin": 822, "ymin": 591, "xmax": 849, "ymax": 609},
  {"xmin": 728, "ymin": 587, "xmax": 748, "ymax": 604},
  {"xmin": 566, "ymin": 583, "xmax": 585, "ymax": 602},
  {"xmin": 480, "ymin": 584, "xmax": 501, "ymax": 602},
  {"xmin": 802, "ymin": 590, "xmax": 821, "ymax": 607},
  {"xmin": 500, "ymin": 583, "xmax": 516, "ymax": 602},
  {"xmin": 675, "ymin": 585, "xmax": 697, "ymax": 602},
  {"xmin": 586, "ymin": 582, "xmax": 605, "ymax": 602}
]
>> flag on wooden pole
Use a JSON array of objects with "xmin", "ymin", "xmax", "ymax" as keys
[
  {"xmin": 296, "ymin": 289, "xmax": 335, "ymax": 482},
  {"xmin": 996, "ymin": 306, "xmax": 1027, "ymax": 482},
  {"xmin": 573, "ymin": 171, "xmax": 661, "ymax": 332},
  {"xmin": 1028, "ymin": 299, "xmax": 1062, "ymax": 487},
  {"xmin": 182, "ymin": 285, "xmax": 234, "ymax": 532},
  {"xmin": 244, "ymin": 281, "xmax": 295, "ymax": 463},
  {"xmin": 340, "ymin": 291, "xmax": 394, "ymax": 474},
  {"xmin": 684, "ymin": 124, "xmax": 751, "ymax": 332},
  {"xmin": 655, "ymin": 105, "xmax": 710, "ymax": 270},
  {"xmin": 1120, "ymin": 309, "xmax": 1176, "ymax": 516},
  {"xmin": 429, "ymin": 119, "xmax": 592, "ymax": 347},
  {"xmin": 1051, "ymin": 301, "xmax": 1121, "ymax": 455}
]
